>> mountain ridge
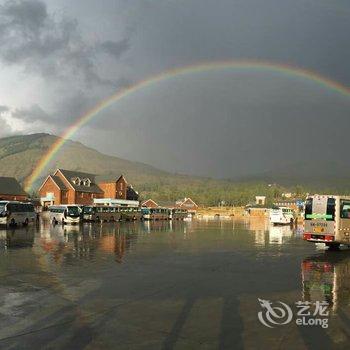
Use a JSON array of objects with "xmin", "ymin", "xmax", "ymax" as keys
[
  {"xmin": 1, "ymin": 133, "xmax": 350, "ymax": 204},
  {"xmin": 0, "ymin": 133, "xmax": 219, "ymax": 199}
]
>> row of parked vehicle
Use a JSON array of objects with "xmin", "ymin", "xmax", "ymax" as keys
[
  {"xmin": 0, "ymin": 201, "xmax": 189, "ymax": 227},
  {"xmin": 49, "ymin": 204, "xmax": 189, "ymax": 225}
]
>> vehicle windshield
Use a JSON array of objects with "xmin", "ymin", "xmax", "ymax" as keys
[
  {"xmin": 67, "ymin": 206, "xmax": 80, "ymax": 216},
  {"xmin": 83, "ymin": 206, "xmax": 94, "ymax": 214},
  {"xmin": 0, "ymin": 204, "xmax": 6, "ymax": 213},
  {"xmin": 305, "ymin": 197, "xmax": 335, "ymax": 221}
]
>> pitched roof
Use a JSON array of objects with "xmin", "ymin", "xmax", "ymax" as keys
[
  {"xmin": 51, "ymin": 175, "xmax": 68, "ymax": 190},
  {"xmin": 141, "ymin": 199, "xmax": 159, "ymax": 207},
  {"xmin": 57, "ymin": 169, "xmax": 103, "ymax": 194},
  {"xmin": 175, "ymin": 197, "xmax": 198, "ymax": 208},
  {"xmin": 95, "ymin": 174, "xmax": 124, "ymax": 183},
  {"xmin": 0, "ymin": 177, "xmax": 27, "ymax": 196}
]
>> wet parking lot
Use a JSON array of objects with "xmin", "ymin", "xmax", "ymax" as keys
[{"xmin": 0, "ymin": 219, "xmax": 350, "ymax": 349}]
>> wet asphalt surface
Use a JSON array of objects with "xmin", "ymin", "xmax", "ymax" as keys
[{"xmin": 0, "ymin": 219, "xmax": 349, "ymax": 349}]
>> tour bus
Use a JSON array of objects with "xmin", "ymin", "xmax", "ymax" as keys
[
  {"xmin": 142, "ymin": 207, "xmax": 170, "ymax": 220},
  {"xmin": 303, "ymin": 195, "xmax": 350, "ymax": 248},
  {"xmin": 0, "ymin": 201, "xmax": 36, "ymax": 227},
  {"xmin": 120, "ymin": 206, "xmax": 142, "ymax": 221},
  {"xmin": 169, "ymin": 208, "xmax": 188, "ymax": 220},
  {"xmin": 49, "ymin": 205, "xmax": 81, "ymax": 225},
  {"xmin": 269, "ymin": 207, "xmax": 295, "ymax": 225},
  {"xmin": 82, "ymin": 205, "xmax": 122, "ymax": 222}
]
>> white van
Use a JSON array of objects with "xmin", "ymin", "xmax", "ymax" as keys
[
  {"xmin": 269, "ymin": 207, "xmax": 295, "ymax": 225},
  {"xmin": 49, "ymin": 205, "xmax": 81, "ymax": 225}
]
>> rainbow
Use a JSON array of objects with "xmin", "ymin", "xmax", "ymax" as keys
[{"xmin": 24, "ymin": 59, "xmax": 350, "ymax": 192}]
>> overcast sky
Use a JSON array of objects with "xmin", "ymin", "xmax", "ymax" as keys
[{"xmin": 1, "ymin": 0, "xmax": 350, "ymax": 178}]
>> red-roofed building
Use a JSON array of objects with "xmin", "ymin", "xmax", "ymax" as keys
[
  {"xmin": 39, "ymin": 169, "xmax": 103, "ymax": 207},
  {"xmin": 39, "ymin": 169, "xmax": 139, "ymax": 206},
  {"xmin": 95, "ymin": 174, "xmax": 139, "ymax": 201},
  {"xmin": 141, "ymin": 199, "xmax": 159, "ymax": 208},
  {"xmin": 175, "ymin": 197, "xmax": 198, "ymax": 213}
]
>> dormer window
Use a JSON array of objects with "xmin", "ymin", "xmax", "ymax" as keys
[
  {"xmin": 72, "ymin": 177, "xmax": 81, "ymax": 185},
  {"xmin": 83, "ymin": 178, "xmax": 91, "ymax": 187}
]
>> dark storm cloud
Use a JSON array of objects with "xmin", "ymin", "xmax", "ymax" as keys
[
  {"xmin": 82, "ymin": 71, "xmax": 350, "ymax": 179},
  {"xmin": 11, "ymin": 104, "xmax": 49, "ymax": 122},
  {"xmin": 99, "ymin": 38, "xmax": 130, "ymax": 60},
  {"xmin": 123, "ymin": 0, "xmax": 350, "ymax": 84},
  {"xmin": 0, "ymin": 0, "xmax": 128, "ymax": 86},
  {"xmin": 2, "ymin": 0, "xmax": 350, "ymax": 178},
  {"xmin": 1, "ymin": 0, "xmax": 47, "ymax": 32},
  {"xmin": 11, "ymin": 92, "xmax": 94, "ymax": 128}
]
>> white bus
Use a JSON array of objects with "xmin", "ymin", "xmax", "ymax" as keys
[
  {"xmin": 0, "ymin": 201, "xmax": 36, "ymax": 227},
  {"xmin": 303, "ymin": 195, "xmax": 350, "ymax": 249},
  {"xmin": 82, "ymin": 205, "xmax": 122, "ymax": 222},
  {"xmin": 49, "ymin": 205, "xmax": 81, "ymax": 225},
  {"xmin": 141, "ymin": 207, "xmax": 170, "ymax": 220},
  {"xmin": 120, "ymin": 206, "xmax": 142, "ymax": 221},
  {"xmin": 169, "ymin": 208, "xmax": 188, "ymax": 220},
  {"xmin": 269, "ymin": 207, "xmax": 295, "ymax": 225}
]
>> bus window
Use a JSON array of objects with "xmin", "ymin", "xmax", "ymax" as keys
[
  {"xmin": 0, "ymin": 203, "xmax": 6, "ymax": 215},
  {"xmin": 67, "ymin": 206, "xmax": 80, "ymax": 217},
  {"xmin": 305, "ymin": 198, "xmax": 313, "ymax": 220},
  {"xmin": 83, "ymin": 206, "xmax": 94, "ymax": 214},
  {"xmin": 340, "ymin": 200, "xmax": 350, "ymax": 219},
  {"xmin": 326, "ymin": 198, "xmax": 336, "ymax": 221}
]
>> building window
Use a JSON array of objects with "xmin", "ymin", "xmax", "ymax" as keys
[
  {"xmin": 72, "ymin": 177, "xmax": 81, "ymax": 185},
  {"xmin": 46, "ymin": 192, "xmax": 54, "ymax": 200},
  {"xmin": 83, "ymin": 178, "xmax": 91, "ymax": 187}
]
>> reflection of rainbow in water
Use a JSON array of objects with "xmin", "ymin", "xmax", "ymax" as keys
[{"xmin": 24, "ymin": 59, "xmax": 350, "ymax": 192}]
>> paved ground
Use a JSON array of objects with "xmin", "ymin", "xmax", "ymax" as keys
[{"xmin": 0, "ymin": 220, "xmax": 349, "ymax": 349}]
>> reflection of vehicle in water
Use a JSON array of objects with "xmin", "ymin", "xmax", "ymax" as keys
[
  {"xmin": 120, "ymin": 206, "xmax": 142, "ymax": 221},
  {"xmin": 269, "ymin": 225, "xmax": 293, "ymax": 245},
  {"xmin": 302, "ymin": 252, "xmax": 350, "ymax": 312},
  {"xmin": 304, "ymin": 195, "xmax": 350, "ymax": 249},
  {"xmin": 0, "ymin": 201, "xmax": 36, "ymax": 227},
  {"xmin": 269, "ymin": 207, "xmax": 295, "ymax": 225},
  {"xmin": 141, "ymin": 220, "xmax": 181, "ymax": 233},
  {"xmin": 49, "ymin": 205, "xmax": 81, "ymax": 225},
  {"xmin": 142, "ymin": 207, "xmax": 169, "ymax": 220},
  {"xmin": 82, "ymin": 206, "xmax": 122, "ymax": 222},
  {"xmin": 0, "ymin": 229, "xmax": 35, "ymax": 249},
  {"xmin": 169, "ymin": 208, "xmax": 188, "ymax": 220}
]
